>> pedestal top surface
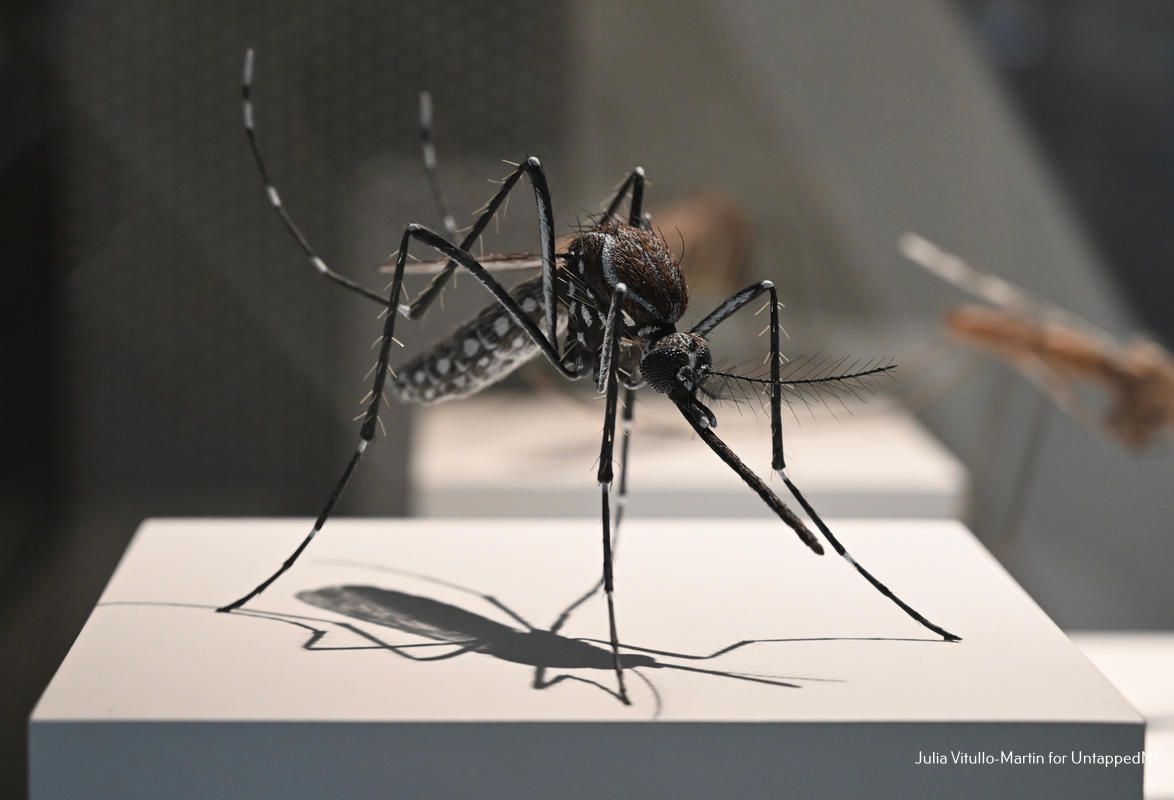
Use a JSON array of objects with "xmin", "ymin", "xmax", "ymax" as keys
[{"xmin": 34, "ymin": 518, "xmax": 1137, "ymax": 724}]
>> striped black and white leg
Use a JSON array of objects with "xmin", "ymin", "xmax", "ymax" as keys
[
  {"xmin": 220, "ymin": 215, "xmax": 584, "ymax": 611},
  {"xmin": 601, "ymin": 164, "xmax": 643, "ymax": 553},
  {"xmin": 417, "ymin": 90, "xmax": 459, "ymax": 240},
  {"xmin": 217, "ymin": 215, "xmax": 413, "ymax": 613},
  {"xmin": 243, "ymin": 49, "xmax": 561, "ymax": 346},
  {"xmin": 603, "ymin": 167, "xmax": 647, "ymax": 226},
  {"xmin": 596, "ymin": 282, "xmax": 630, "ymax": 704},
  {"xmin": 406, "ymin": 159, "xmax": 560, "ymax": 348},
  {"xmin": 546, "ymin": 386, "xmax": 637, "ymax": 638},
  {"xmin": 693, "ymin": 281, "xmax": 962, "ymax": 642},
  {"xmin": 241, "ymin": 49, "xmax": 387, "ymax": 306},
  {"xmin": 613, "ymin": 387, "xmax": 637, "ymax": 543}
]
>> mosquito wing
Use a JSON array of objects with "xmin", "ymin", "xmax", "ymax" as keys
[{"xmin": 377, "ymin": 251, "xmax": 569, "ymax": 276}]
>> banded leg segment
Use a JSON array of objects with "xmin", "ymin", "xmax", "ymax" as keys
[
  {"xmin": 691, "ymin": 280, "xmax": 785, "ymax": 466},
  {"xmin": 218, "ymin": 206, "xmax": 415, "ymax": 613},
  {"xmin": 693, "ymin": 283, "xmax": 962, "ymax": 642},
  {"xmin": 603, "ymin": 168, "xmax": 643, "ymax": 543},
  {"xmin": 417, "ymin": 91, "xmax": 459, "ymax": 240},
  {"xmin": 778, "ymin": 472, "xmax": 961, "ymax": 640},
  {"xmin": 603, "ymin": 167, "xmax": 647, "ymax": 227},
  {"xmin": 545, "ymin": 166, "xmax": 647, "ymax": 640},
  {"xmin": 548, "ymin": 386, "xmax": 638, "ymax": 637},
  {"xmin": 407, "ymin": 158, "xmax": 560, "ymax": 349},
  {"xmin": 614, "ymin": 388, "xmax": 636, "ymax": 536},
  {"xmin": 597, "ymin": 282, "xmax": 631, "ymax": 705},
  {"xmin": 220, "ymin": 221, "xmax": 579, "ymax": 612},
  {"xmin": 244, "ymin": 49, "xmax": 561, "ymax": 347},
  {"xmin": 241, "ymin": 49, "xmax": 386, "ymax": 305}
]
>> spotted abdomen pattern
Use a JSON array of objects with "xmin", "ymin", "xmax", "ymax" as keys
[{"xmin": 391, "ymin": 276, "xmax": 555, "ymax": 404}]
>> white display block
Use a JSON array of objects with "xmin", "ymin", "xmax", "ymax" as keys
[
  {"xmin": 412, "ymin": 393, "xmax": 966, "ymax": 519},
  {"xmin": 1072, "ymin": 632, "xmax": 1174, "ymax": 800},
  {"xmin": 32, "ymin": 518, "xmax": 1141, "ymax": 799}
]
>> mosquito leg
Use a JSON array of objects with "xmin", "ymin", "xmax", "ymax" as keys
[
  {"xmin": 614, "ymin": 387, "xmax": 637, "ymax": 547},
  {"xmin": 407, "ymin": 158, "xmax": 560, "ymax": 350},
  {"xmin": 786, "ymin": 473, "xmax": 963, "ymax": 640},
  {"xmin": 597, "ymin": 282, "xmax": 631, "ymax": 705},
  {"xmin": 690, "ymin": 281, "xmax": 961, "ymax": 641},
  {"xmin": 678, "ymin": 411, "xmax": 822, "ymax": 553},
  {"xmin": 232, "ymin": 59, "xmax": 573, "ymax": 610},
  {"xmin": 241, "ymin": 49, "xmax": 387, "ymax": 306},
  {"xmin": 417, "ymin": 91, "xmax": 459, "ymax": 240},
  {"xmin": 548, "ymin": 386, "xmax": 637, "ymax": 636},
  {"xmin": 764, "ymin": 298, "xmax": 960, "ymax": 641},
  {"xmin": 397, "ymin": 224, "xmax": 577, "ymax": 376},
  {"xmin": 692, "ymin": 280, "xmax": 788, "ymax": 456},
  {"xmin": 244, "ymin": 48, "xmax": 561, "ymax": 341},
  {"xmin": 216, "ymin": 203, "xmax": 416, "ymax": 613},
  {"xmin": 691, "ymin": 280, "xmax": 776, "ymax": 337},
  {"xmin": 221, "ymin": 217, "xmax": 585, "ymax": 611},
  {"xmin": 603, "ymin": 167, "xmax": 647, "ymax": 225}
]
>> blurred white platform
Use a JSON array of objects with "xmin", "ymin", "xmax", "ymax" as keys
[
  {"xmin": 1073, "ymin": 632, "xmax": 1174, "ymax": 800},
  {"xmin": 412, "ymin": 392, "xmax": 966, "ymax": 519},
  {"xmin": 32, "ymin": 518, "xmax": 1141, "ymax": 799}
]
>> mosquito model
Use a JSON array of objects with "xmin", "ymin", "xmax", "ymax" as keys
[
  {"xmin": 219, "ymin": 50, "xmax": 959, "ymax": 705},
  {"xmin": 899, "ymin": 233, "xmax": 1174, "ymax": 548},
  {"xmin": 901, "ymin": 233, "xmax": 1174, "ymax": 451}
]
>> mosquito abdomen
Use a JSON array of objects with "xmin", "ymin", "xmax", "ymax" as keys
[{"xmin": 391, "ymin": 276, "xmax": 554, "ymax": 404}]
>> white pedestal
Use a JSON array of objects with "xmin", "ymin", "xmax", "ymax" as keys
[
  {"xmin": 412, "ymin": 393, "xmax": 966, "ymax": 519},
  {"xmin": 32, "ymin": 518, "xmax": 1141, "ymax": 799},
  {"xmin": 1072, "ymin": 633, "xmax": 1174, "ymax": 800}
]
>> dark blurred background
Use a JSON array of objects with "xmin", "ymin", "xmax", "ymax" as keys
[{"xmin": 3, "ymin": 1, "xmax": 1173, "ymax": 796}]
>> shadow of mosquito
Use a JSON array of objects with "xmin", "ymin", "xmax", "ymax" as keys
[
  {"xmin": 285, "ymin": 558, "xmax": 923, "ymax": 716},
  {"xmin": 101, "ymin": 560, "xmax": 942, "ymax": 718}
]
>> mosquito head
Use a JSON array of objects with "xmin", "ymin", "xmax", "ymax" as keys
[{"xmin": 641, "ymin": 331, "xmax": 718, "ymax": 427}]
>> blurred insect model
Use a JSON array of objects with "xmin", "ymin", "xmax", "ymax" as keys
[
  {"xmin": 901, "ymin": 234, "xmax": 1174, "ymax": 451},
  {"xmin": 901, "ymin": 233, "xmax": 1174, "ymax": 549},
  {"xmin": 219, "ymin": 50, "xmax": 959, "ymax": 705}
]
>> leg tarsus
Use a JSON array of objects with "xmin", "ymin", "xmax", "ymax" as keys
[
  {"xmin": 690, "ymin": 279, "xmax": 960, "ymax": 642},
  {"xmin": 604, "ymin": 586, "xmax": 630, "ymax": 705},
  {"xmin": 603, "ymin": 167, "xmax": 647, "ymax": 226},
  {"xmin": 597, "ymin": 284, "xmax": 632, "ymax": 705},
  {"xmin": 780, "ymin": 470, "xmax": 962, "ymax": 642}
]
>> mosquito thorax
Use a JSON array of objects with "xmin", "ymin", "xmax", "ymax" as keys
[
  {"xmin": 640, "ymin": 331, "xmax": 712, "ymax": 396},
  {"xmin": 572, "ymin": 220, "xmax": 688, "ymax": 335}
]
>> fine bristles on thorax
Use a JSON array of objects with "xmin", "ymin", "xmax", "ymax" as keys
[{"xmin": 569, "ymin": 220, "xmax": 688, "ymax": 334}]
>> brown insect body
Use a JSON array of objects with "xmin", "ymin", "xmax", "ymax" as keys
[
  {"xmin": 947, "ymin": 303, "xmax": 1174, "ymax": 449},
  {"xmin": 945, "ymin": 304, "xmax": 1119, "ymax": 382},
  {"xmin": 887, "ymin": 226, "xmax": 1174, "ymax": 453}
]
